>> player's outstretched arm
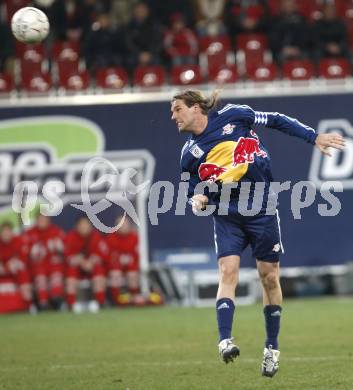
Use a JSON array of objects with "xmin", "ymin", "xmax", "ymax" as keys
[{"xmin": 315, "ymin": 133, "xmax": 345, "ymax": 156}]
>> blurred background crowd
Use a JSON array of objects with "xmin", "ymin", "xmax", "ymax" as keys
[
  {"xmin": 1, "ymin": 0, "xmax": 353, "ymax": 92},
  {"xmin": 0, "ymin": 213, "xmax": 156, "ymax": 314}
]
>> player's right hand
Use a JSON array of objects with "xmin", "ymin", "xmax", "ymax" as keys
[
  {"xmin": 315, "ymin": 133, "xmax": 345, "ymax": 156},
  {"xmin": 191, "ymin": 194, "xmax": 209, "ymax": 214}
]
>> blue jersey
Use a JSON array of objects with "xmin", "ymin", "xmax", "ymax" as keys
[{"xmin": 180, "ymin": 104, "xmax": 317, "ymax": 215}]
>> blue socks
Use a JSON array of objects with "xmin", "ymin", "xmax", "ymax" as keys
[
  {"xmin": 264, "ymin": 305, "xmax": 282, "ymax": 350},
  {"xmin": 216, "ymin": 298, "xmax": 235, "ymax": 342}
]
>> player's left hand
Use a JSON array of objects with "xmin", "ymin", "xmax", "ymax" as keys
[
  {"xmin": 191, "ymin": 194, "xmax": 209, "ymax": 214},
  {"xmin": 315, "ymin": 133, "xmax": 345, "ymax": 156}
]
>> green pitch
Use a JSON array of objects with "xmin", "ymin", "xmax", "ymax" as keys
[{"xmin": 1, "ymin": 297, "xmax": 352, "ymax": 390}]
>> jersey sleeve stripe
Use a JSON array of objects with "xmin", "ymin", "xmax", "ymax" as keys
[{"xmin": 254, "ymin": 111, "xmax": 268, "ymax": 125}]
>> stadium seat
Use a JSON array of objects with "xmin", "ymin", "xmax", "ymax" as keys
[
  {"xmin": 53, "ymin": 41, "xmax": 82, "ymax": 82},
  {"xmin": 4, "ymin": 0, "xmax": 30, "ymax": 23},
  {"xmin": 208, "ymin": 64, "xmax": 238, "ymax": 84},
  {"xmin": 236, "ymin": 33, "xmax": 268, "ymax": 68},
  {"xmin": 338, "ymin": 0, "xmax": 353, "ymax": 21},
  {"xmin": 0, "ymin": 73, "xmax": 15, "ymax": 94},
  {"xmin": 199, "ymin": 35, "xmax": 232, "ymax": 70},
  {"xmin": 282, "ymin": 60, "xmax": 315, "ymax": 81},
  {"xmin": 21, "ymin": 72, "xmax": 52, "ymax": 94},
  {"xmin": 246, "ymin": 63, "xmax": 278, "ymax": 82},
  {"xmin": 319, "ymin": 58, "xmax": 352, "ymax": 79},
  {"xmin": 59, "ymin": 70, "xmax": 90, "ymax": 92},
  {"xmin": 52, "ymin": 41, "xmax": 80, "ymax": 62},
  {"xmin": 96, "ymin": 67, "xmax": 129, "ymax": 91},
  {"xmin": 133, "ymin": 65, "xmax": 166, "ymax": 88},
  {"xmin": 171, "ymin": 65, "xmax": 203, "ymax": 85},
  {"xmin": 16, "ymin": 42, "xmax": 45, "ymax": 61}
]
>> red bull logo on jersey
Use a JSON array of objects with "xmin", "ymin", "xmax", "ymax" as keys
[
  {"xmin": 198, "ymin": 137, "xmax": 267, "ymax": 184},
  {"xmin": 233, "ymin": 136, "xmax": 267, "ymax": 165},
  {"xmin": 198, "ymin": 163, "xmax": 227, "ymax": 182}
]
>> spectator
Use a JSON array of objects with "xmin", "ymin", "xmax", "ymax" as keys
[
  {"xmin": 194, "ymin": 0, "xmax": 227, "ymax": 37},
  {"xmin": 84, "ymin": 13, "xmax": 125, "ymax": 72},
  {"xmin": 111, "ymin": 0, "xmax": 139, "ymax": 28},
  {"xmin": 48, "ymin": 0, "xmax": 93, "ymax": 42},
  {"xmin": 312, "ymin": 3, "xmax": 351, "ymax": 63},
  {"xmin": 0, "ymin": 223, "xmax": 33, "ymax": 310},
  {"xmin": 0, "ymin": 21, "xmax": 15, "ymax": 75},
  {"xmin": 65, "ymin": 216, "xmax": 107, "ymax": 313},
  {"xmin": 105, "ymin": 216, "xmax": 143, "ymax": 306},
  {"xmin": 124, "ymin": 2, "xmax": 163, "ymax": 70},
  {"xmin": 147, "ymin": 0, "xmax": 194, "ymax": 28},
  {"xmin": 163, "ymin": 13, "xmax": 199, "ymax": 66},
  {"xmin": 24, "ymin": 214, "xmax": 65, "ymax": 310},
  {"xmin": 269, "ymin": 0, "xmax": 310, "ymax": 65},
  {"xmin": 224, "ymin": 0, "xmax": 270, "ymax": 37}
]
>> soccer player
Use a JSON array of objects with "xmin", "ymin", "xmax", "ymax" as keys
[
  {"xmin": 170, "ymin": 90, "xmax": 345, "ymax": 377},
  {"xmin": 105, "ymin": 216, "xmax": 143, "ymax": 306},
  {"xmin": 24, "ymin": 214, "xmax": 65, "ymax": 310},
  {"xmin": 0, "ymin": 222, "xmax": 33, "ymax": 310},
  {"xmin": 65, "ymin": 216, "xmax": 107, "ymax": 313}
]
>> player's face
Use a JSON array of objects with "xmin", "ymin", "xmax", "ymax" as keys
[
  {"xmin": 0, "ymin": 226, "xmax": 13, "ymax": 242},
  {"xmin": 76, "ymin": 218, "xmax": 92, "ymax": 236},
  {"xmin": 37, "ymin": 214, "xmax": 50, "ymax": 230},
  {"xmin": 171, "ymin": 99, "xmax": 197, "ymax": 133}
]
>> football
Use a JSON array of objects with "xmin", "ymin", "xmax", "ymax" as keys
[{"xmin": 11, "ymin": 7, "xmax": 49, "ymax": 44}]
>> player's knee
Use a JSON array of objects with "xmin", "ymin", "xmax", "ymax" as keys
[
  {"xmin": 93, "ymin": 275, "xmax": 106, "ymax": 290},
  {"xmin": 261, "ymin": 272, "xmax": 279, "ymax": 291},
  {"xmin": 66, "ymin": 277, "xmax": 77, "ymax": 292},
  {"xmin": 219, "ymin": 263, "xmax": 238, "ymax": 285},
  {"xmin": 35, "ymin": 275, "xmax": 47, "ymax": 289},
  {"xmin": 109, "ymin": 272, "xmax": 123, "ymax": 287}
]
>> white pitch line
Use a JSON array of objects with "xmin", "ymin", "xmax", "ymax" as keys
[{"xmin": 0, "ymin": 356, "xmax": 351, "ymax": 372}]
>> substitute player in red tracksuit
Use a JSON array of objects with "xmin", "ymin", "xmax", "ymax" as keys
[
  {"xmin": 0, "ymin": 222, "xmax": 33, "ymax": 308},
  {"xmin": 25, "ymin": 214, "xmax": 65, "ymax": 310},
  {"xmin": 105, "ymin": 216, "xmax": 142, "ymax": 305},
  {"xmin": 65, "ymin": 216, "xmax": 106, "ymax": 312}
]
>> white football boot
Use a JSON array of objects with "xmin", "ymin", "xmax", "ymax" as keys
[
  {"xmin": 262, "ymin": 345, "xmax": 280, "ymax": 377},
  {"xmin": 72, "ymin": 301, "xmax": 85, "ymax": 314},
  {"xmin": 218, "ymin": 338, "xmax": 240, "ymax": 364},
  {"xmin": 87, "ymin": 300, "xmax": 100, "ymax": 313}
]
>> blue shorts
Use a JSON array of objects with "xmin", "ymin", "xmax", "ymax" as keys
[{"xmin": 213, "ymin": 211, "xmax": 283, "ymax": 262}]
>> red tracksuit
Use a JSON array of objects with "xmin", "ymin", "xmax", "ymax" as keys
[
  {"xmin": 25, "ymin": 224, "xmax": 65, "ymax": 304},
  {"xmin": 105, "ymin": 231, "xmax": 140, "ymax": 273},
  {"xmin": 0, "ymin": 236, "xmax": 31, "ymax": 291},
  {"xmin": 65, "ymin": 229, "xmax": 106, "ymax": 305}
]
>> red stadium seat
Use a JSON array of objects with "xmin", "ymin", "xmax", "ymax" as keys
[
  {"xmin": 171, "ymin": 65, "xmax": 203, "ymax": 85},
  {"xmin": 199, "ymin": 35, "xmax": 232, "ymax": 69},
  {"xmin": 246, "ymin": 63, "xmax": 278, "ymax": 82},
  {"xmin": 319, "ymin": 58, "xmax": 351, "ymax": 79},
  {"xmin": 338, "ymin": 0, "xmax": 353, "ymax": 21},
  {"xmin": 4, "ymin": 0, "xmax": 30, "ymax": 23},
  {"xmin": 282, "ymin": 60, "xmax": 315, "ymax": 80},
  {"xmin": 96, "ymin": 67, "xmax": 128, "ymax": 90},
  {"xmin": 53, "ymin": 41, "xmax": 81, "ymax": 82},
  {"xmin": 237, "ymin": 33, "xmax": 268, "ymax": 67},
  {"xmin": 0, "ymin": 73, "xmax": 15, "ymax": 94},
  {"xmin": 59, "ymin": 70, "xmax": 90, "ymax": 91},
  {"xmin": 52, "ymin": 41, "xmax": 80, "ymax": 62},
  {"xmin": 21, "ymin": 72, "xmax": 52, "ymax": 94},
  {"xmin": 16, "ymin": 42, "xmax": 45, "ymax": 61},
  {"xmin": 208, "ymin": 65, "xmax": 238, "ymax": 84},
  {"xmin": 133, "ymin": 66, "xmax": 166, "ymax": 88}
]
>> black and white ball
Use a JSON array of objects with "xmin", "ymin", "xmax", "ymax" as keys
[{"xmin": 11, "ymin": 7, "xmax": 49, "ymax": 44}]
